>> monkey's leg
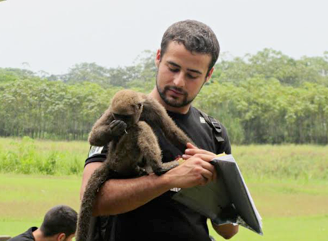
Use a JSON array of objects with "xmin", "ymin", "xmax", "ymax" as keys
[
  {"xmin": 76, "ymin": 162, "xmax": 116, "ymax": 241},
  {"xmin": 153, "ymin": 160, "xmax": 180, "ymax": 175}
]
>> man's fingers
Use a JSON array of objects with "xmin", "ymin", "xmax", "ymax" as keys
[
  {"xmin": 185, "ymin": 147, "xmax": 214, "ymax": 156},
  {"xmin": 192, "ymin": 153, "xmax": 217, "ymax": 162},
  {"xmin": 199, "ymin": 168, "xmax": 215, "ymax": 184},
  {"xmin": 186, "ymin": 142, "xmax": 197, "ymax": 149},
  {"xmin": 186, "ymin": 157, "xmax": 217, "ymax": 182},
  {"xmin": 182, "ymin": 154, "xmax": 192, "ymax": 159},
  {"xmin": 181, "ymin": 154, "xmax": 217, "ymax": 173},
  {"xmin": 197, "ymin": 157, "xmax": 217, "ymax": 182}
]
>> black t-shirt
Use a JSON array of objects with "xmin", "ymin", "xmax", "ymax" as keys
[
  {"xmin": 85, "ymin": 106, "xmax": 231, "ymax": 241},
  {"xmin": 8, "ymin": 227, "xmax": 37, "ymax": 241}
]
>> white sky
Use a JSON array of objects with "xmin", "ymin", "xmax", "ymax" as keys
[{"xmin": 0, "ymin": 0, "xmax": 327, "ymax": 75}]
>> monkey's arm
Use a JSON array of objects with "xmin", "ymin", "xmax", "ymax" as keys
[
  {"xmin": 88, "ymin": 109, "xmax": 127, "ymax": 146},
  {"xmin": 142, "ymin": 97, "xmax": 194, "ymax": 149}
]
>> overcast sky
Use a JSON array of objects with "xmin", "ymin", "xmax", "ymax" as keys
[{"xmin": 0, "ymin": 0, "xmax": 327, "ymax": 75}]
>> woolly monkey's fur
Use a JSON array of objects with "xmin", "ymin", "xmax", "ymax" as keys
[{"xmin": 76, "ymin": 89, "xmax": 193, "ymax": 241}]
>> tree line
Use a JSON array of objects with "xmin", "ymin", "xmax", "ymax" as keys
[{"xmin": 0, "ymin": 49, "xmax": 327, "ymax": 144}]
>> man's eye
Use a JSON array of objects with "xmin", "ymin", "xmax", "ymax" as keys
[
  {"xmin": 187, "ymin": 74, "xmax": 197, "ymax": 79},
  {"xmin": 169, "ymin": 68, "xmax": 179, "ymax": 73}
]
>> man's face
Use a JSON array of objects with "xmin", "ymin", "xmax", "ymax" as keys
[{"xmin": 155, "ymin": 41, "xmax": 213, "ymax": 111}]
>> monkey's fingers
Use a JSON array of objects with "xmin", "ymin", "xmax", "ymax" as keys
[
  {"xmin": 111, "ymin": 121, "xmax": 127, "ymax": 135},
  {"xmin": 109, "ymin": 120, "xmax": 124, "ymax": 128}
]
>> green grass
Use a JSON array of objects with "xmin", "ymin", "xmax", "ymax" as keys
[
  {"xmin": 1, "ymin": 174, "xmax": 328, "ymax": 240},
  {"xmin": 0, "ymin": 174, "xmax": 81, "ymax": 236},
  {"xmin": 0, "ymin": 138, "xmax": 328, "ymax": 240},
  {"xmin": 210, "ymin": 216, "xmax": 328, "ymax": 241},
  {"xmin": 233, "ymin": 144, "xmax": 328, "ymax": 180},
  {"xmin": 1, "ymin": 137, "xmax": 327, "ymax": 180},
  {"xmin": 209, "ymin": 178, "xmax": 328, "ymax": 240},
  {"xmin": 0, "ymin": 137, "xmax": 89, "ymax": 175}
]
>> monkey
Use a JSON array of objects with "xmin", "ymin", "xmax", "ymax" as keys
[{"xmin": 76, "ymin": 89, "xmax": 194, "ymax": 241}]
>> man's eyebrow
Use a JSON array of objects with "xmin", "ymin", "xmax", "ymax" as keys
[
  {"xmin": 167, "ymin": 61, "xmax": 181, "ymax": 68},
  {"xmin": 167, "ymin": 61, "xmax": 202, "ymax": 75}
]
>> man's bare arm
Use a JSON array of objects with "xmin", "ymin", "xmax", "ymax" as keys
[
  {"xmin": 80, "ymin": 154, "xmax": 216, "ymax": 216},
  {"xmin": 80, "ymin": 162, "xmax": 171, "ymax": 215}
]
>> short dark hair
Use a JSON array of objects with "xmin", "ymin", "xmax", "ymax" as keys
[
  {"xmin": 160, "ymin": 20, "xmax": 220, "ymax": 72},
  {"xmin": 40, "ymin": 205, "xmax": 78, "ymax": 237}
]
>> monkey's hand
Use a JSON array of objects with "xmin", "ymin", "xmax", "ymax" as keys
[{"xmin": 109, "ymin": 120, "xmax": 127, "ymax": 138}]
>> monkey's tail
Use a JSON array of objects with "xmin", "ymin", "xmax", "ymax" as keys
[{"xmin": 76, "ymin": 165, "xmax": 113, "ymax": 241}]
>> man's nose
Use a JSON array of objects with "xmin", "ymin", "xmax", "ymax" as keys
[{"xmin": 173, "ymin": 72, "xmax": 185, "ymax": 88}]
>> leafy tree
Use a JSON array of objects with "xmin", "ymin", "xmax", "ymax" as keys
[
  {"xmin": 1, "ymin": 49, "xmax": 328, "ymax": 144},
  {"xmin": 62, "ymin": 62, "xmax": 111, "ymax": 87}
]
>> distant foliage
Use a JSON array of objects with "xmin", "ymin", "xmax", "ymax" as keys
[
  {"xmin": 196, "ymin": 79, "xmax": 328, "ymax": 144},
  {"xmin": 0, "ymin": 49, "xmax": 328, "ymax": 144},
  {"xmin": 213, "ymin": 49, "xmax": 328, "ymax": 86}
]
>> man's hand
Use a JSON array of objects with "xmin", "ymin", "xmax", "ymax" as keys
[
  {"xmin": 182, "ymin": 143, "xmax": 239, "ymax": 239},
  {"xmin": 183, "ymin": 143, "xmax": 217, "ymax": 160},
  {"xmin": 212, "ymin": 222, "xmax": 239, "ymax": 239},
  {"xmin": 163, "ymin": 143, "xmax": 218, "ymax": 188}
]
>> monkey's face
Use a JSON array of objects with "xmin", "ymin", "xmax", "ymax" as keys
[
  {"xmin": 110, "ymin": 90, "xmax": 144, "ymax": 127},
  {"xmin": 111, "ymin": 103, "xmax": 143, "ymax": 127},
  {"xmin": 112, "ymin": 113, "xmax": 134, "ymax": 127}
]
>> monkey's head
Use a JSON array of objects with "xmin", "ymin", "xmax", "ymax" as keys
[{"xmin": 110, "ymin": 90, "xmax": 144, "ymax": 127}]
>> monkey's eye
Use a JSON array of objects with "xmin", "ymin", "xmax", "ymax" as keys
[
  {"xmin": 131, "ymin": 103, "xmax": 142, "ymax": 110},
  {"xmin": 137, "ymin": 103, "xmax": 143, "ymax": 109},
  {"xmin": 113, "ymin": 114, "xmax": 132, "ymax": 122}
]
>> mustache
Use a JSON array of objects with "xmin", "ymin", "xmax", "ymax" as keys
[{"xmin": 164, "ymin": 86, "xmax": 187, "ymax": 95}]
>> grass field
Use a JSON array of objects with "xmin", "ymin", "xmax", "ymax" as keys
[
  {"xmin": 0, "ymin": 137, "xmax": 328, "ymax": 240},
  {"xmin": 1, "ymin": 174, "xmax": 327, "ymax": 241}
]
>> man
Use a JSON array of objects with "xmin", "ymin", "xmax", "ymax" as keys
[
  {"xmin": 81, "ymin": 20, "xmax": 239, "ymax": 240},
  {"xmin": 8, "ymin": 205, "xmax": 77, "ymax": 241}
]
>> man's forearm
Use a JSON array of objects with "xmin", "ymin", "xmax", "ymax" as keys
[
  {"xmin": 93, "ymin": 173, "xmax": 172, "ymax": 216},
  {"xmin": 81, "ymin": 153, "xmax": 218, "ymax": 217}
]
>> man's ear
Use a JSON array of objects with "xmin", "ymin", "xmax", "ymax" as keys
[
  {"xmin": 57, "ymin": 233, "xmax": 66, "ymax": 241},
  {"xmin": 155, "ymin": 49, "xmax": 161, "ymax": 68},
  {"xmin": 205, "ymin": 67, "xmax": 214, "ymax": 83}
]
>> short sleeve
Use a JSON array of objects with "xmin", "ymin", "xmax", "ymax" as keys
[{"xmin": 84, "ymin": 145, "xmax": 108, "ymax": 167}]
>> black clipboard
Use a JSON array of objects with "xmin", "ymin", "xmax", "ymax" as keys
[{"xmin": 172, "ymin": 154, "xmax": 263, "ymax": 235}]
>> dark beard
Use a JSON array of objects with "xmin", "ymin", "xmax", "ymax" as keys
[{"xmin": 156, "ymin": 83, "xmax": 194, "ymax": 108}]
